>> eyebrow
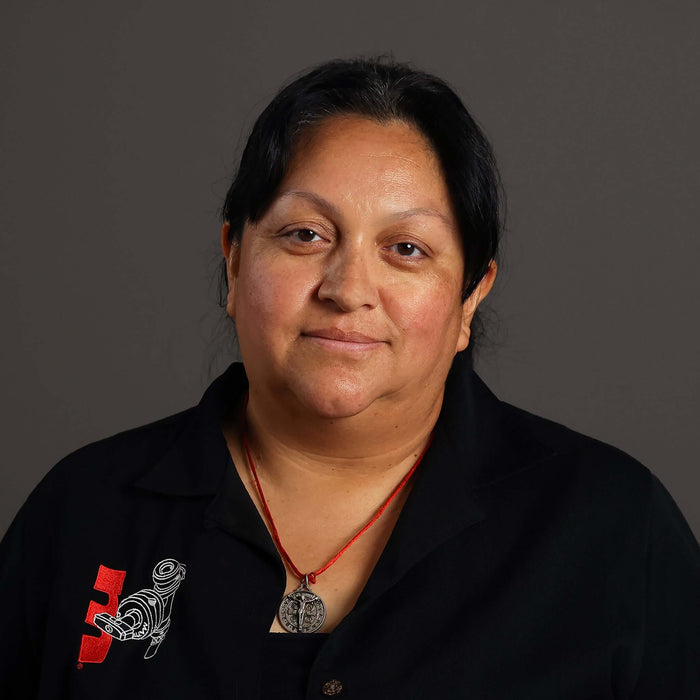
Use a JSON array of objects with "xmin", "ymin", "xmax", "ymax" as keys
[{"xmin": 277, "ymin": 189, "xmax": 454, "ymax": 227}]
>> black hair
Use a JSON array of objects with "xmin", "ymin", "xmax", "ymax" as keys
[{"xmin": 219, "ymin": 55, "xmax": 504, "ymax": 356}]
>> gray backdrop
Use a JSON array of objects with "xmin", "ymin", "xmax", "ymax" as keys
[{"xmin": 1, "ymin": 1, "xmax": 698, "ymax": 539}]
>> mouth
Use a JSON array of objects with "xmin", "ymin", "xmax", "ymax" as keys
[{"xmin": 301, "ymin": 328, "xmax": 386, "ymax": 353}]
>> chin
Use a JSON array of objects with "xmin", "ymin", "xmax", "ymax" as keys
[{"xmin": 292, "ymin": 373, "xmax": 382, "ymax": 420}]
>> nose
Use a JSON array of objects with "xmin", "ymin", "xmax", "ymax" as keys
[{"xmin": 317, "ymin": 243, "xmax": 380, "ymax": 312}]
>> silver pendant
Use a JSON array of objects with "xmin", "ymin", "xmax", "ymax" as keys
[{"xmin": 278, "ymin": 575, "xmax": 327, "ymax": 633}]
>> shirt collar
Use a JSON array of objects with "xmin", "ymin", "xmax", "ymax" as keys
[{"xmin": 133, "ymin": 362, "xmax": 248, "ymax": 497}]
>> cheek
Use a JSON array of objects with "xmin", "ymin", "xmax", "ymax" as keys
[
  {"xmin": 388, "ymin": 276, "xmax": 462, "ymax": 346},
  {"xmin": 236, "ymin": 260, "xmax": 314, "ymax": 339}
]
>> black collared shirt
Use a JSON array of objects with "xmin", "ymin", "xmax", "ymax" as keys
[{"xmin": 1, "ymin": 358, "xmax": 699, "ymax": 698}]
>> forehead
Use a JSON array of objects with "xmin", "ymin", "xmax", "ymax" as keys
[
  {"xmin": 288, "ymin": 115, "xmax": 440, "ymax": 175},
  {"xmin": 292, "ymin": 114, "xmax": 436, "ymax": 159},
  {"xmin": 278, "ymin": 116, "xmax": 454, "ymax": 220}
]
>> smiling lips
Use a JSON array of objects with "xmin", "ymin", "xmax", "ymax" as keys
[{"xmin": 302, "ymin": 328, "xmax": 386, "ymax": 352}]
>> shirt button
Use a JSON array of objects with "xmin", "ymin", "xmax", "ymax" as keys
[{"xmin": 321, "ymin": 679, "xmax": 343, "ymax": 696}]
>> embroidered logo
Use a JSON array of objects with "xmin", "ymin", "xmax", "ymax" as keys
[{"xmin": 78, "ymin": 558, "xmax": 186, "ymax": 663}]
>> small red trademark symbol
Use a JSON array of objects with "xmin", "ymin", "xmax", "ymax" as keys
[{"xmin": 76, "ymin": 662, "xmax": 83, "ymax": 670}]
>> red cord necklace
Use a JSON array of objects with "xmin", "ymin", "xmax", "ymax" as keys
[{"xmin": 241, "ymin": 395, "xmax": 433, "ymax": 633}]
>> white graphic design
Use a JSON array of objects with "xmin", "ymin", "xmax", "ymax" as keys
[{"xmin": 93, "ymin": 558, "xmax": 186, "ymax": 659}]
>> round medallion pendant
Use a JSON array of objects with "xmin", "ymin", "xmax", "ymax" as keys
[{"xmin": 278, "ymin": 581, "xmax": 327, "ymax": 633}]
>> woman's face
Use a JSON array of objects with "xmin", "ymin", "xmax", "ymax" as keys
[{"xmin": 222, "ymin": 115, "xmax": 496, "ymax": 420}]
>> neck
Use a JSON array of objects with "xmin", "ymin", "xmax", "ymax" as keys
[{"xmin": 239, "ymin": 384, "xmax": 444, "ymax": 486}]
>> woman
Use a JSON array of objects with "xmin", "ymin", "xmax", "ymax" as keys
[{"xmin": 1, "ymin": 57, "xmax": 698, "ymax": 699}]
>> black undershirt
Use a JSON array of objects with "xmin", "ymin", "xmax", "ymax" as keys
[{"xmin": 260, "ymin": 633, "xmax": 330, "ymax": 698}]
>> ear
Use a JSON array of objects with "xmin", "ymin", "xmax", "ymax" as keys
[
  {"xmin": 221, "ymin": 222, "xmax": 240, "ymax": 319},
  {"xmin": 455, "ymin": 259, "xmax": 498, "ymax": 353}
]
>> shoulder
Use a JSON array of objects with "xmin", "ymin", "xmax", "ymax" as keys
[
  {"xmin": 6, "ymin": 363, "xmax": 248, "ymax": 538},
  {"xmin": 502, "ymin": 398, "xmax": 647, "ymax": 466},
  {"xmin": 0, "ymin": 404, "xmax": 209, "ymax": 603},
  {"xmin": 50, "ymin": 407, "xmax": 196, "ymax": 489},
  {"xmin": 13, "ymin": 406, "xmax": 198, "ymax": 529},
  {"xmin": 488, "ymin": 398, "xmax": 654, "ymax": 511},
  {"xmin": 444, "ymin": 364, "xmax": 657, "ymax": 514}
]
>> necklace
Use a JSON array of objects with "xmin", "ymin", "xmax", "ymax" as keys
[{"xmin": 241, "ymin": 397, "xmax": 433, "ymax": 633}]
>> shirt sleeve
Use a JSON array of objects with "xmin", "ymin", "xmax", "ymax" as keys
[
  {"xmin": 0, "ymin": 501, "xmax": 42, "ymax": 699},
  {"xmin": 631, "ymin": 472, "xmax": 700, "ymax": 697}
]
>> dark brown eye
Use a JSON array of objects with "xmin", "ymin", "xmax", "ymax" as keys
[
  {"xmin": 293, "ymin": 229, "xmax": 320, "ymax": 243},
  {"xmin": 392, "ymin": 242, "xmax": 423, "ymax": 257}
]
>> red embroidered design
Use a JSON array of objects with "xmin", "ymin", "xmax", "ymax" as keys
[{"xmin": 78, "ymin": 565, "xmax": 126, "ymax": 664}]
